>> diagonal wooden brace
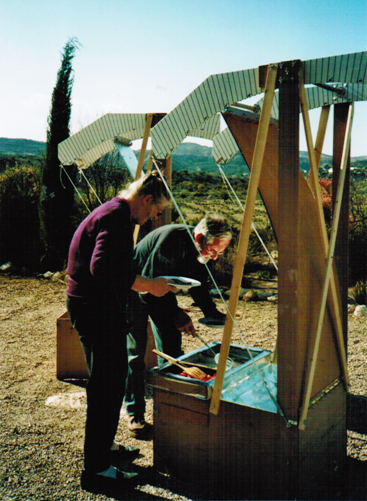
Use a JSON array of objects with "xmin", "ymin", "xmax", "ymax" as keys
[
  {"xmin": 298, "ymin": 103, "xmax": 353, "ymax": 430},
  {"xmin": 209, "ymin": 63, "xmax": 278, "ymax": 416}
]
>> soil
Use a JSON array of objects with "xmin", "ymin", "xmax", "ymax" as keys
[{"xmin": 1, "ymin": 274, "xmax": 367, "ymax": 501}]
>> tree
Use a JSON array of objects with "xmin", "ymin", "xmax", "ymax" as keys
[{"xmin": 40, "ymin": 37, "xmax": 81, "ymax": 270}]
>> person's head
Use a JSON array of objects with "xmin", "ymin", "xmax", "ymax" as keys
[
  {"xmin": 120, "ymin": 171, "xmax": 170, "ymax": 225},
  {"xmin": 194, "ymin": 214, "xmax": 232, "ymax": 263}
]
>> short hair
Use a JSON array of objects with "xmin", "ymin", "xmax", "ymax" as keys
[
  {"xmin": 121, "ymin": 171, "xmax": 170, "ymax": 203},
  {"xmin": 194, "ymin": 213, "xmax": 232, "ymax": 245}
]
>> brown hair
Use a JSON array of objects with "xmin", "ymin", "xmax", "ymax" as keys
[{"xmin": 120, "ymin": 171, "xmax": 170, "ymax": 203}]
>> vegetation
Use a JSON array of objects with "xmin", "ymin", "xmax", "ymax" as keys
[
  {"xmin": 351, "ymin": 280, "xmax": 367, "ymax": 305},
  {"xmin": 0, "ymin": 165, "xmax": 42, "ymax": 270},
  {"xmin": 0, "ymin": 140, "xmax": 366, "ymax": 290},
  {"xmin": 71, "ymin": 150, "xmax": 132, "ymax": 223},
  {"xmin": 40, "ymin": 37, "xmax": 80, "ymax": 271}
]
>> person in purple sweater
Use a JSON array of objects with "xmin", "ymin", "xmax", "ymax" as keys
[{"xmin": 66, "ymin": 172, "xmax": 175, "ymax": 495}]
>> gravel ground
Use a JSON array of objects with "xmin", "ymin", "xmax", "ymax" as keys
[{"xmin": 0, "ymin": 274, "xmax": 366, "ymax": 500}]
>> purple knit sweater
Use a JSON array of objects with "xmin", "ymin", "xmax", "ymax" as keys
[{"xmin": 66, "ymin": 197, "xmax": 136, "ymax": 305}]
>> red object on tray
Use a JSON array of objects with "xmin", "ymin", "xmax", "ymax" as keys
[{"xmin": 178, "ymin": 371, "xmax": 216, "ymax": 381}]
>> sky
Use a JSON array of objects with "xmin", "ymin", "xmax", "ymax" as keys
[{"xmin": 1, "ymin": 0, "xmax": 366, "ymax": 157}]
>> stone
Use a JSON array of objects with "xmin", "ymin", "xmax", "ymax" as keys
[
  {"xmin": 243, "ymin": 290, "xmax": 259, "ymax": 302},
  {"xmin": 354, "ymin": 305, "xmax": 367, "ymax": 317}
]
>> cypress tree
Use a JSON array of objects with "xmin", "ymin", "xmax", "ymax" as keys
[{"xmin": 40, "ymin": 37, "xmax": 80, "ymax": 270}]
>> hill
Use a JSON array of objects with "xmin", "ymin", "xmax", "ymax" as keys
[
  {"xmin": 0, "ymin": 137, "xmax": 46, "ymax": 156},
  {"xmin": 1, "ymin": 137, "xmax": 366, "ymax": 178}
]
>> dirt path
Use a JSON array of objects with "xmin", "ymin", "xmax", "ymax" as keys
[{"xmin": 0, "ymin": 275, "xmax": 366, "ymax": 500}]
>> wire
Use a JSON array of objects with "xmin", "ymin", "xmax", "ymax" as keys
[
  {"xmin": 79, "ymin": 169, "xmax": 103, "ymax": 206},
  {"xmin": 218, "ymin": 165, "xmax": 278, "ymax": 272},
  {"xmin": 60, "ymin": 165, "xmax": 91, "ymax": 214}
]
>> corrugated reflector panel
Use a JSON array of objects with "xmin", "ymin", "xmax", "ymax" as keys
[
  {"xmin": 212, "ymin": 128, "xmax": 239, "ymax": 165},
  {"xmin": 212, "ymin": 109, "xmax": 279, "ymax": 164},
  {"xmin": 58, "ymin": 113, "xmax": 146, "ymax": 168},
  {"xmin": 189, "ymin": 114, "xmax": 221, "ymax": 140},
  {"xmin": 151, "ymin": 67, "xmax": 261, "ymax": 159},
  {"xmin": 214, "ymin": 82, "xmax": 366, "ymax": 165},
  {"xmin": 303, "ymin": 51, "xmax": 367, "ymax": 86},
  {"xmin": 254, "ymin": 82, "xmax": 367, "ymax": 121}
]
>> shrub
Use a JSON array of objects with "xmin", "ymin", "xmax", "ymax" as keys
[
  {"xmin": 349, "ymin": 180, "xmax": 367, "ymax": 285},
  {"xmin": 319, "ymin": 178, "xmax": 332, "ymax": 225},
  {"xmin": 0, "ymin": 166, "xmax": 42, "ymax": 270},
  {"xmin": 351, "ymin": 280, "xmax": 367, "ymax": 305},
  {"xmin": 180, "ymin": 189, "xmax": 191, "ymax": 199}
]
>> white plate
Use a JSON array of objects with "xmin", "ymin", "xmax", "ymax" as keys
[{"xmin": 159, "ymin": 276, "xmax": 201, "ymax": 291}]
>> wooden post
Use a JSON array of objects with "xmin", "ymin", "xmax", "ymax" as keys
[
  {"xmin": 134, "ymin": 113, "xmax": 154, "ymax": 244},
  {"xmin": 314, "ymin": 106, "xmax": 331, "ymax": 169},
  {"xmin": 277, "ymin": 60, "xmax": 302, "ymax": 421},
  {"xmin": 136, "ymin": 113, "xmax": 153, "ymax": 180},
  {"xmin": 333, "ymin": 103, "xmax": 352, "ymax": 339},
  {"xmin": 209, "ymin": 63, "xmax": 278, "ymax": 416},
  {"xmin": 164, "ymin": 156, "xmax": 172, "ymax": 224}
]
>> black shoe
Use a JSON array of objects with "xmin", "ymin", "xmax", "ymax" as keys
[
  {"xmin": 110, "ymin": 444, "xmax": 141, "ymax": 463},
  {"xmin": 80, "ymin": 468, "xmax": 139, "ymax": 494}
]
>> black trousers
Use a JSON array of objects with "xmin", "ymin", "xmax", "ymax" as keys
[
  {"xmin": 67, "ymin": 295, "xmax": 128, "ymax": 473},
  {"xmin": 125, "ymin": 291, "xmax": 183, "ymax": 418}
]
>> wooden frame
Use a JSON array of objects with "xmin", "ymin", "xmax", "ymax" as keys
[{"xmin": 150, "ymin": 58, "xmax": 353, "ymax": 499}]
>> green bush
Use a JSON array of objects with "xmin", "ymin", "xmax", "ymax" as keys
[
  {"xmin": 351, "ymin": 280, "xmax": 367, "ymax": 305},
  {"xmin": 349, "ymin": 180, "xmax": 367, "ymax": 285},
  {"xmin": 180, "ymin": 189, "xmax": 191, "ymax": 199},
  {"xmin": 0, "ymin": 166, "xmax": 42, "ymax": 270}
]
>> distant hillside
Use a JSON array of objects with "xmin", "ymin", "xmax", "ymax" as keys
[
  {"xmin": 1, "ymin": 137, "xmax": 366, "ymax": 178},
  {"xmin": 0, "ymin": 138, "xmax": 46, "ymax": 156}
]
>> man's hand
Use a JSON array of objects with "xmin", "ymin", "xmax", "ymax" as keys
[
  {"xmin": 177, "ymin": 319, "xmax": 196, "ymax": 337},
  {"xmin": 132, "ymin": 276, "xmax": 176, "ymax": 297},
  {"xmin": 175, "ymin": 309, "xmax": 196, "ymax": 337},
  {"xmin": 149, "ymin": 277, "xmax": 177, "ymax": 297}
]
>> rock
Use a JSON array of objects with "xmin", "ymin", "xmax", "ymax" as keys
[
  {"xmin": 225, "ymin": 288, "xmax": 248, "ymax": 297},
  {"xmin": 43, "ymin": 271, "xmax": 54, "ymax": 279},
  {"xmin": 257, "ymin": 291, "xmax": 274, "ymax": 301},
  {"xmin": 0, "ymin": 262, "xmax": 13, "ymax": 272},
  {"xmin": 243, "ymin": 290, "xmax": 259, "ymax": 302},
  {"xmin": 267, "ymin": 295, "xmax": 278, "ymax": 303},
  {"xmin": 353, "ymin": 305, "xmax": 367, "ymax": 317},
  {"xmin": 51, "ymin": 272, "xmax": 62, "ymax": 281},
  {"xmin": 348, "ymin": 304, "xmax": 356, "ymax": 314}
]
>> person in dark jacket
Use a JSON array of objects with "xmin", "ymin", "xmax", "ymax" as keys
[
  {"xmin": 125, "ymin": 213, "xmax": 232, "ymax": 438},
  {"xmin": 66, "ymin": 172, "xmax": 175, "ymax": 495}
]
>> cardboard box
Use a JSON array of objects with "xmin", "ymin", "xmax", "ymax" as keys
[{"xmin": 56, "ymin": 311, "xmax": 88, "ymax": 380}]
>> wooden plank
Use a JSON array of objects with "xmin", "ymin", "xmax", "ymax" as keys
[
  {"xmin": 314, "ymin": 105, "xmax": 330, "ymax": 168},
  {"xmin": 134, "ymin": 113, "xmax": 154, "ymax": 244},
  {"xmin": 333, "ymin": 103, "xmax": 352, "ymax": 338},
  {"xmin": 164, "ymin": 156, "xmax": 172, "ymax": 224},
  {"xmin": 298, "ymin": 103, "xmax": 353, "ymax": 430},
  {"xmin": 154, "ymin": 387, "xmax": 296, "ymax": 499},
  {"xmin": 277, "ymin": 60, "xmax": 302, "ymax": 421},
  {"xmin": 209, "ymin": 63, "xmax": 278, "ymax": 416},
  {"xmin": 300, "ymin": 75, "xmax": 320, "ymax": 198},
  {"xmin": 135, "ymin": 113, "xmax": 153, "ymax": 180},
  {"xmin": 299, "ymin": 76, "xmax": 348, "ymax": 396},
  {"xmin": 298, "ymin": 383, "xmax": 347, "ymax": 498}
]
